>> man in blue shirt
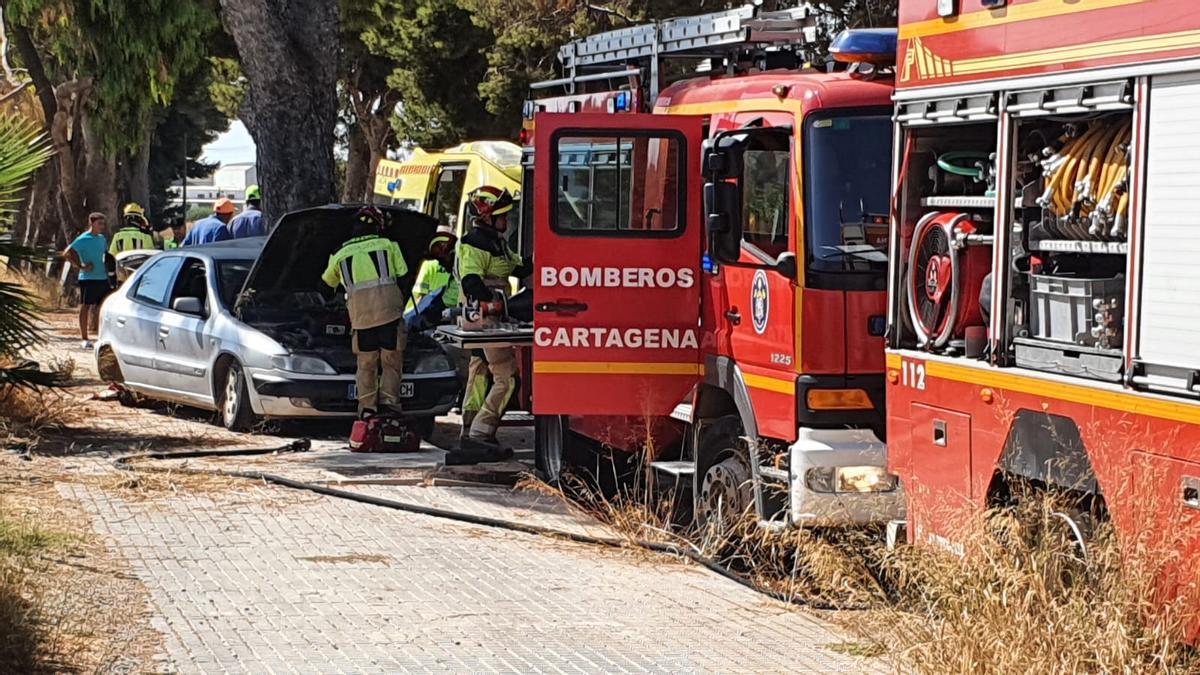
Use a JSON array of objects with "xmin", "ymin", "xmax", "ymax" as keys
[
  {"xmin": 229, "ymin": 184, "xmax": 266, "ymax": 238},
  {"xmin": 182, "ymin": 197, "xmax": 235, "ymax": 246},
  {"xmin": 64, "ymin": 212, "xmax": 109, "ymax": 349}
]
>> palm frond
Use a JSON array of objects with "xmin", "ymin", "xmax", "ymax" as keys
[
  {"xmin": 0, "ymin": 280, "xmax": 42, "ymax": 357},
  {"xmin": 0, "ymin": 360, "xmax": 64, "ymax": 389},
  {"xmin": 0, "ymin": 115, "xmax": 54, "ymax": 221},
  {"xmin": 0, "ymin": 113, "xmax": 56, "ymax": 389}
]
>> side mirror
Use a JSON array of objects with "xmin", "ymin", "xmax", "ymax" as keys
[
  {"xmin": 172, "ymin": 296, "xmax": 204, "ymax": 316},
  {"xmin": 704, "ymin": 181, "xmax": 741, "ymax": 262},
  {"xmin": 774, "ymin": 252, "xmax": 798, "ymax": 280}
]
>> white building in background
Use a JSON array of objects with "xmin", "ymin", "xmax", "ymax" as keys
[{"xmin": 168, "ymin": 163, "xmax": 258, "ymax": 212}]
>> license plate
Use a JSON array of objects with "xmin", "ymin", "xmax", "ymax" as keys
[{"xmin": 347, "ymin": 382, "xmax": 415, "ymax": 400}]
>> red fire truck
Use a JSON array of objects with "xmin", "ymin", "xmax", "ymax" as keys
[
  {"xmin": 886, "ymin": 0, "xmax": 1200, "ymax": 589},
  {"xmin": 523, "ymin": 5, "xmax": 905, "ymax": 528}
]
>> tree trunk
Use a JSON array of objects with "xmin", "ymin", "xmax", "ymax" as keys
[
  {"xmin": 217, "ymin": 0, "xmax": 339, "ymax": 223},
  {"xmin": 127, "ymin": 123, "xmax": 153, "ymax": 209},
  {"xmin": 365, "ymin": 146, "xmax": 385, "ymax": 205},
  {"xmin": 342, "ymin": 122, "xmax": 369, "ymax": 203},
  {"xmin": 82, "ymin": 113, "xmax": 118, "ymax": 220},
  {"xmin": 50, "ymin": 79, "xmax": 93, "ymax": 229}
]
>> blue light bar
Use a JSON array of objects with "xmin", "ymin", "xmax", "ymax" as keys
[
  {"xmin": 829, "ymin": 28, "xmax": 898, "ymax": 66},
  {"xmin": 614, "ymin": 91, "xmax": 631, "ymax": 112}
]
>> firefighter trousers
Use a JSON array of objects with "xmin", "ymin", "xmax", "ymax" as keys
[
  {"xmin": 467, "ymin": 346, "xmax": 516, "ymax": 440},
  {"xmin": 353, "ymin": 320, "xmax": 407, "ymax": 414}
]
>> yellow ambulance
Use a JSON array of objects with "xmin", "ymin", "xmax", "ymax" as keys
[{"xmin": 373, "ymin": 141, "xmax": 523, "ymax": 237}]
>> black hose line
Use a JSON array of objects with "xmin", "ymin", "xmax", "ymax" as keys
[{"xmin": 112, "ymin": 439, "xmax": 866, "ymax": 612}]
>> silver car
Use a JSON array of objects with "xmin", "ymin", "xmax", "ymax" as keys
[{"xmin": 95, "ymin": 205, "xmax": 459, "ymax": 433}]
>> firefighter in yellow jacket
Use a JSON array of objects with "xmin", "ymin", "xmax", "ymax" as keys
[
  {"xmin": 109, "ymin": 203, "xmax": 156, "ymax": 255},
  {"xmin": 321, "ymin": 206, "xmax": 409, "ymax": 417},
  {"xmin": 451, "ymin": 186, "xmax": 532, "ymax": 462}
]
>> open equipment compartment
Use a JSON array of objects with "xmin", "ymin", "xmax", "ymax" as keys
[
  {"xmin": 893, "ymin": 95, "xmax": 998, "ymax": 359},
  {"xmin": 1003, "ymin": 82, "xmax": 1134, "ymax": 384}
]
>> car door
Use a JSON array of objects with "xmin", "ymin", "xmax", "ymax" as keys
[
  {"xmin": 155, "ymin": 256, "xmax": 214, "ymax": 402},
  {"xmin": 532, "ymin": 112, "xmax": 705, "ymax": 416},
  {"xmin": 117, "ymin": 255, "xmax": 184, "ymax": 389}
]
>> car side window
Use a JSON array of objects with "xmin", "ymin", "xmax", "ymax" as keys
[
  {"xmin": 132, "ymin": 256, "xmax": 185, "ymax": 307},
  {"xmin": 168, "ymin": 257, "xmax": 209, "ymax": 316}
]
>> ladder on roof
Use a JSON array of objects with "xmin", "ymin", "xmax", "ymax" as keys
[{"xmin": 531, "ymin": 3, "xmax": 818, "ymax": 104}]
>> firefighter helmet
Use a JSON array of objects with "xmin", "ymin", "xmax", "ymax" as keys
[
  {"xmin": 467, "ymin": 186, "xmax": 515, "ymax": 220},
  {"xmin": 427, "ymin": 225, "xmax": 458, "ymax": 259},
  {"xmin": 122, "ymin": 202, "xmax": 146, "ymax": 218},
  {"xmin": 356, "ymin": 205, "xmax": 388, "ymax": 231}
]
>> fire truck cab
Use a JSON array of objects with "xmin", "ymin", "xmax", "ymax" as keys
[
  {"xmin": 887, "ymin": 0, "xmax": 1200, "ymax": 590},
  {"xmin": 527, "ymin": 5, "xmax": 905, "ymax": 529}
]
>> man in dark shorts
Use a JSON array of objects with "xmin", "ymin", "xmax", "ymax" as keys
[{"xmin": 64, "ymin": 212, "xmax": 110, "ymax": 350}]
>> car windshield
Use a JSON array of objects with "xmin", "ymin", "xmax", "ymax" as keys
[
  {"xmin": 217, "ymin": 260, "xmax": 254, "ymax": 309},
  {"xmin": 803, "ymin": 110, "xmax": 893, "ymax": 273}
]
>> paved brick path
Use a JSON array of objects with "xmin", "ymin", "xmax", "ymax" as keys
[{"xmin": 62, "ymin": 480, "xmax": 885, "ymax": 673}]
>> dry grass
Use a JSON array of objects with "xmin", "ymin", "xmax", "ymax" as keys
[
  {"xmin": 0, "ymin": 384, "xmax": 80, "ymax": 444},
  {"xmin": 0, "ymin": 487, "xmax": 160, "ymax": 673},
  {"xmin": 8, "ymin": 270, "xmax": 73, "ymax": 312},
  {"xmin": 861, "ymin": 500, "xmax": 1199, "ymax": 673},
  {"xmin": 528, "ymin": 465, "xmax": 1200, "ymax": 673}
]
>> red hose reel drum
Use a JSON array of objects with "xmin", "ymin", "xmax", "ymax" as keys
[{"xmin": 905, "ymin": 211, "xmax": 991, "ymax": 349}]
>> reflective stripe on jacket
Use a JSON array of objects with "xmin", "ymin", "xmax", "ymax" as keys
[
  {"xmin": 108, "ymin": 227, "xmax": 156, "ymax": 255},
  {"xmin": 322, "ymin": 234, "xmax": 408, "ymax": 329},
  {"xmin": 456, "ymin": 226, "xmax": 523, "ymax": 304}
]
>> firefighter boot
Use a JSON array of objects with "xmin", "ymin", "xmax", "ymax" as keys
[
  {"xmin": 460, "ymin": 410, "xmax": 476, "ymax": 441},
  {"xmin": 445, "ymin": 437, "xmax": 513, "ymax": 465}
]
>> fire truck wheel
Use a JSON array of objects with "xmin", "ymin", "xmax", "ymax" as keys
[
  {"xmin": 698, "ymin": 456, "xmax": 752, "ymax": 537},
  {"xmin": 411, "ymin": 416, "xmax": 436, "ymax": 441},
  {"xmin": 534, "ymin": 414, "xmax": 569, "ymax": 484}
]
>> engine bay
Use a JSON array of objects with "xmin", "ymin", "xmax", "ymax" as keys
[{"xmin": 238, "ymin": 290, "xmax": 441, "ymax": 373}]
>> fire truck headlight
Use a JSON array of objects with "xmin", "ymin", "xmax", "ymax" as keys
[
  {"xmin": 836, "ymin": 466, "xmax": 898, "ymax": 493},
  {"xmin": 805, "ymin": 467, "xmax": 837, "ymax": 493}
]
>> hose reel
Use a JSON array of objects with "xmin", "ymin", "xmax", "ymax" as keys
[{"xmin": 906, "ymin": 211, "xmax": 992, "ymax": 350}]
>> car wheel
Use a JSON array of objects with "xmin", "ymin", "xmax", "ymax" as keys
[{"xmin": 219, "ymin": 360, "xmax": 256, "ymax": 431}]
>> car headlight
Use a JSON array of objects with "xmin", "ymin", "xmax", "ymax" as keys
[
  {"xmin": 805, "ymin": 466, "xmax": 897, "ymax": 493},
  {"xmin": 271, "ymin": 354, "xmax": 336, "ymax": 375},
  {"xmin": 413, "ymin": 352, "xmax": 453, "ymax": 374}
]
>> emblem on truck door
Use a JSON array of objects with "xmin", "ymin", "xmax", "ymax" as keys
[{"xmin": 752, "ymin": 269, "xmax": 770, "ymax": 334}]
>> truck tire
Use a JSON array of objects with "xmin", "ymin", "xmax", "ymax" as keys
[
  {"xmin": 696, "ymin": 415, "xmax": 752, "ymax": 536},
  {"xmin": 535, "ymin": 414, "xmax": 569, "ymax": 484}
]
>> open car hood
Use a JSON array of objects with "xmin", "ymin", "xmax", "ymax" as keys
[{"xmin": 240, "ymin": 204, "xmax": 438, "ymax": 300}]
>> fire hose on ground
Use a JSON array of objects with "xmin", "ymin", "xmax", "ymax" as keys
[{"xmin": 111, "ymin": 440, "xmax": 870, "ymax": 612}]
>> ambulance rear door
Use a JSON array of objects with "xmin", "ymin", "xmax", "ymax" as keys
[{"xmin": 533, "ymin": 112, "xmax": 706, "ymax": 416}]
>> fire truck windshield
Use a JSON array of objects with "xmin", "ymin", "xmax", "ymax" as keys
[{"xmin": 803, "ymin": 109, "xmax": 892, "ymax": 279}]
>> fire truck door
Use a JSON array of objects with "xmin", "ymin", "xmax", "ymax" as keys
[
  {"xmin": 533, "ymin": 112, "xmax": 705, "ymax": 416},
  {"xmin": 715, "ymin": 112, "xmax": 798, "ymax": 440}
]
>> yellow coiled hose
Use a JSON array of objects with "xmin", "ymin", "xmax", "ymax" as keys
[{"xmin": 1038, "ymin": 118, "xmax": 1132, "ymax": 239}]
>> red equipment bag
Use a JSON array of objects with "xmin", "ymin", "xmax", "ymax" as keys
[{"xmin": 349, "ymin": 416, "xmax": 421, "ymax": 453}]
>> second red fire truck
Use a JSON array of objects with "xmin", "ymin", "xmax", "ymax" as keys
[
  {"xmin": 523, "ymin": 5, "xmax": 904, "ymax": 529},
  {"xmin": 885, "ymin": 0, "xmax": 1200, "ymax": 610}
]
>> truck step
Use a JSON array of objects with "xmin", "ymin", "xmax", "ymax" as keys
[{"xmin": 650, "ymin": 460, "xmax": 695, "ymax": 477}]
